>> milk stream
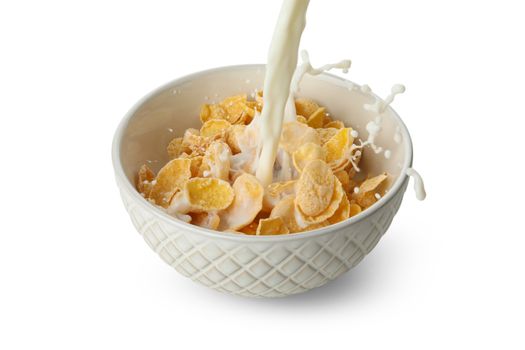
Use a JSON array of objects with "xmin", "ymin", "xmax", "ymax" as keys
[{"xmin": 255, "ymin": 0, "xmax": 310, "ymax": 187}]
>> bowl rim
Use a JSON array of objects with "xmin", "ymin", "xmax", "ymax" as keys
[{"xmin": 112, "ymin": 64, "xmax": 413, "ymax": 242}]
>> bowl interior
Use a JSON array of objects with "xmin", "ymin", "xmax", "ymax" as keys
[{"xmin": 118, "ymin": 65, "xmax": 410, "ymax": 194}]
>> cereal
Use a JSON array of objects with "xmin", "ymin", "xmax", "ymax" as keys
[
  {"xmin": 296, "ymin": 177, "xmax": 344, "ymax": 225},
  {"xmin": 334, "ymin": 170, "xmax": 351, "ymax": 192},
  {"xmin": 200, "ymin": 104, "xmax": 228, "ymax": 123},
  {"xmin": 191, "ymin": 212, "xmax": 221, "ymax": 230},
  {"xmin": 203, "ymin": 141, "xmax": 231, "ymax": 181},
  {"xmin": 184, "ymin": 177, "xmax": 234, "ymax": 212},
  {"xmin": 269, "ymin": 196, "xmax": 302, "ymax": 232},
  {"xmin": 239, "ymin": 220, "xmax": 259, "ymax": 235},
  {"xmin": 292, "ymin": 142, "xmax": 326, "ymax": 173},
  {"xmin": 270, "ymin": 196, "xmax": 329, "ymax": 233},
  {"xmin": 280, "ymin": 121, "xmax": 321, "ymax": 154},
  {"xmin": 324, "ymin": 128, "xmax": 353, "ymax": 164},
  {"xmin": 349, "ymin": 202, "xmax": 362, "ymax": 217},
  {"xmin": 354, "ymin": 172, "xmax": 388, "ymax": 208},
  {"xmin": 262, "ymin": 180, "xmax": 296, "ymax": 212},
  {"xmin": 324, "ymin": 120, "xmax": 344, "ymax": 129},
  {"xmin": 225, "ymin": 124, "xmax": 246, "ymax": 154},
  {"xmin": 306, "ymin": 107, "xmax": 326, "ymax": 129},
  {"xmin": 295, "ymin": 159, "xmax": 334, "ymax": 216},
  {"xmin": 220, "ymin": 94, "xmax": 248, "ymax": 124},
  {"xmin": 137, "ymin": 164, "xmax": 155, "ymax": 197},
  {"xmin": 200, "ymin": 119, "xmax": 231, "ymax": 138},
  {"xmin": 316, "ymin": 127, "xmax": 338, "ymax": 145},
  {"xmin": 256, "ymin": 217, "xmax": 289, "ymax": 235},
  {"xmin": 296, "ymin": 115, "xmax": 308, "ymax": 124},
  {"xmin": 149, "ymin": 158, "xmax": 192, "ymax": 207},
  {"xmin": 327, "ymin": 193, "xmax": 350, "ymax": 224},
  {"xmin": 295, "ymin": 98, "xmax": 320, "ymax": 118},
  {"xmin": 167, "ymin": 137, "xmax": 184, "ymax": 159},
  {"xmin": 218, "ymin": 174, "xmax": 264, "ymax": 230},
  {"xmin": 137, "ymin": 91, "xmax": 393, "ymax": 235}
]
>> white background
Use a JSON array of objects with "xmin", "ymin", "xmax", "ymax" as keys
[{"xmin": 1, "ymin": 0, "xmax": 524, "ymax": 349}]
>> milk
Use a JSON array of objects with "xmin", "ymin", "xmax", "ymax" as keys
[{"xmin": 255, "ymin": 0, "xmax": 310, "ymax": 187}]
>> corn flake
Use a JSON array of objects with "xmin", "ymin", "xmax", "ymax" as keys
[
  {"xmin": 306, "ymin": 107, "xmax": 326, "ymax": 129},
  {"xmin": 324, "ymin": 120, "xmax": 345, "ymax": 129},
  {"xmin": 327, "ymin": 193, "xmax": 350, "ymax": 225},
  {"xmin": 191, "ymin": 212, "xmax": 221, "ymax": 230},
  {"xmin": 218, "ymin": 174, "xmax": 264, "ymax": 230},
  {"xmin": 200, "ymin": 104, "xmax": 228, "ymax": 123},
  {"xmin": 149, "ymin": 158, "xmax": 192, "ymax": 207},
  {"xmin": 137, "ymin": 164, "xmax": 155, "ymax": 197},
  {"xmin": 200, "ymin": 119, "xmax": 231, "ymax": 138},
  {"xmin": 354, "ymin": 172, "xmax": 388, "ymax": 208},
  {"xmin": 280, "ymin": 121, "xmax": 321, "ymax": 154},
  {"xmin": 296, "ymin": 177, "xmax": 345, "ymax": 225},
  {"xmin": 349, "ymin": 202, "xmax": 362, "ymax": 217},
  {"xmin": 167, "ymin": 137, "xmax": 184, "ymax": 159},
  {"xmin": 295, "ymin": 98, "xmax": 320, "ymax": 118},
  {"xmin": 256, "ymin": 217, "xmax": 289, "ymax": 235},
  {"xmin": 295, "ymin": 159, "xmax": 335, "ymax": 216},
  {"xmin": 292, "ymin": 142, "xmax": 326, "ymax": 173},
  {"xmin": 203, "ymin": 141, "xmax": 231, "ymax": 181},
  {"xmin": 184, "ymin": 177, "xmax": 234, "ymax": 212},
  {"xmin": 324, "ymin": 128, "xmax": 354, "ymax": 164},
  {"xmin": 262, "ymin": 180, "xmax": 296, "ymax": 212}
]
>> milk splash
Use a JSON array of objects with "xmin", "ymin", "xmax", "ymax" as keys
[
  {"xmin": 406, "ymin": 168, "xmax": 426, "ymax": 200},
  {"xmin": 284, "ymin": 50, "xmax": 351, "ymax": 121}
]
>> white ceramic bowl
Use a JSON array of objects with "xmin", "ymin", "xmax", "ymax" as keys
[{"xmin": 112, "ymin": 65, "xmax": 412, "ymax": 298}]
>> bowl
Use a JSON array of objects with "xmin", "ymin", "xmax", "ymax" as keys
[{"xmin": 112, "ymin": 65, "xmax": 412, "ymax": 298}]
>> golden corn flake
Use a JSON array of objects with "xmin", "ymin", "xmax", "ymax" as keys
[
  {"xmin": 239, "ymin": 220, "xmax": 259, "ymax": 235},
  {"xmin": 203, "ymin": 141, "xmax": 231, "ymax": 181},
  {"xmin": 220, "ymin": 94, "xmax": 248, "ymax": 124},
  {"xmin": 200, "ymin": 119, "xmax": 231, "ymax": 138},
  {"xmin": 354, "ymin": 172, "xmax": 388, "ymax": 208},
  {"xmin": 269, "ymin": 196, "xmax": 302, "ymax": 233},
  {"xmin": 256, "ymin": 217, "xmax": 289, "ymax": 235},
  {"xmin": 218, "ymin": 173, "xmax": 264, "ymax": 231},
  {"xmin": 295, "ymin": 98, "xmax": 320, "ymax": 118},
  {"xmin": 262, "ymin": 180, "xmax": 296, "ymax": 212},
  {"xmin": 191, "ymin": 212, "xmax": 221, "ymax": 230},
  {"xmin": 324, "ymin": 120, "xmax": 345, "ymax": 129},
  {"xmin": 327, "ymin": 193, "xmax": 350, "ymax": 225},
  {"xmin": 324, "ymin": 128, "xmax": 354, "ymax": 164},
  {"xmin": 136, "ymin": 164, "xmax": 155, "ymax": 197},
  {"xmin": 292, "ymin": 142, "xmax": 326, "ymax": 173},
  {"xmin": 200, "ymin": 104, "xmax": 228, "ymax": 123},
  {"xmin": 149, "ymin": 158, "xmax": 192, "ymax": 207},
  {"xmin": 296, "ymin": 178, "xmax": 345, "ymax": 225},
  {"xmin": 187, "ymin": 155, "xmax": 204, "ymax": 177},
  {"xmin": 306, "ymin": 107, "xmax": 326, "ymax": 129},
  {"xmin": 334, "ymin": 170, "xmax": 351, "ymax": 192},
  {"xmin": 295, "ymin": 159, "xmax": 335, "ymax": 217},
  {"xmin": 225, "ymin": 124, "xmax": 246, "ymax": 154},
  {"xmin": 349, "ymin": 202, "xmax": 362, "ymax": 217},
  {"xmin": 184, "ymin": 177, "xmax": 234, "ymax": 212},
  {"xmin": 167, "ymin": 137, "xmax": 184, "ymax": 159},
  {"xmin": 316, "ymin": 127, "xmax": 338, "ymax": 145},
  {"xmin": 280, "ymin": 121, "xmax": 321, "ymax": 154},
  {"xmin": 270, "ymin": 196, "xmax": 329, "ymax": 233},
  {"xmin": 296, "ymin": 115, "xmax": 308, "ymax": 124}
]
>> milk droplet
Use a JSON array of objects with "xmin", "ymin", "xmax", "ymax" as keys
[
  {"xmin": 406, "ymin": 168, "xmax": 426, "ymax": 200},
  {"xmin": 384, "ymin": 150, "xmax": 391, "ymax": 159}
]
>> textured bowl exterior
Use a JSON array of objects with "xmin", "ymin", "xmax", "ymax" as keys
[{"xmin": 116, "ymin": 178, "xmax": 407, "ymax": 298}]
